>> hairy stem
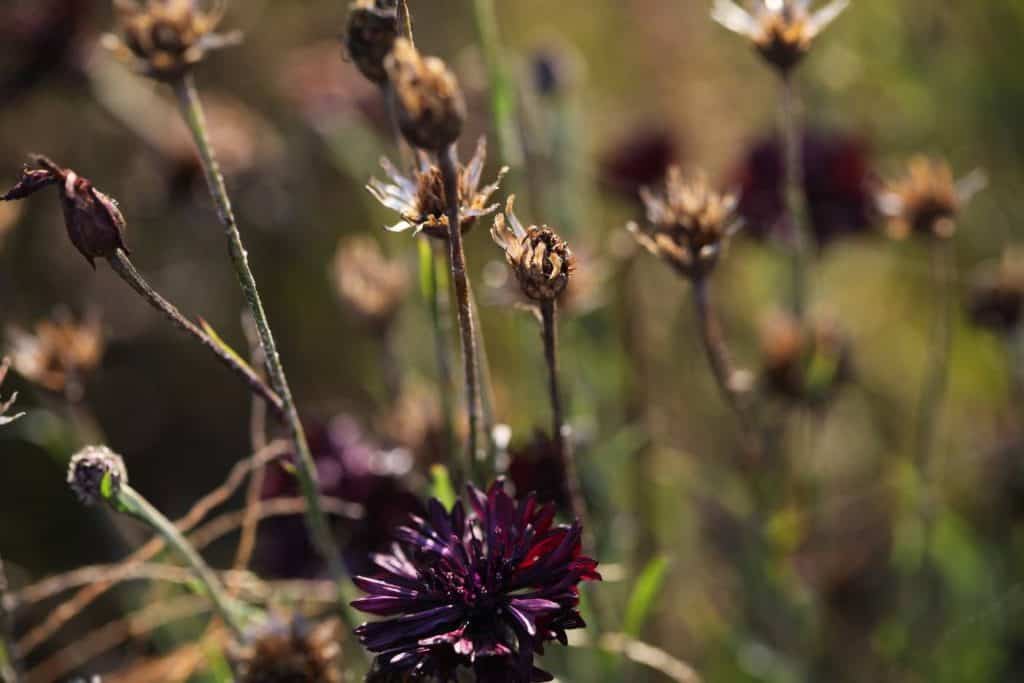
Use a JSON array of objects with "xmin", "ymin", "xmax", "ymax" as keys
[
  {"xmin": 0, "ymin": 554, "xmax": 19, "ymax": 683},
  {"xmin": 172, "ymin": 75, "xmax": 347, "ymax": 611},
  {"xmin": 780, "ymin": 74, "xmax": 810, "ymax": 319},
  {"xmin": 438, "ymin": 145, "xmax": 477, "ymax": 487},
  {"xmin": 107, "ymin": 249, "xmax": 284, "ymax": 416},
  {"xmin": 540, "ymin": 299, "xmax": 587, "ymax": 525},
  {"xmin": 114, "ymin": 485, "xmax": 246, "ymax": 639}
]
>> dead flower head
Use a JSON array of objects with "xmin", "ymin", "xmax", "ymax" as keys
[
  {"xmin": 68, "ymin": 445, "xmax": 128, "ymax": 507},
  {"xmin": 344, "ymin": 0, "xmax": 399, "ymax": 85},
  {"xmin": 878, "ymin": 156, "xmax": 986, "ymax": 240},
  {"xmin": 712, "ymin": 0, "xmax": 850, "ymax": 73},
  {"xmin": 333, "ymin": 237, "xmax": 409, "ymax": 329},
  {"xmin": 760, "ymin": 311, "xmax": 851, "ymax": 406},
  {"xmin": 7, "ymin": 312, "xmax": 104, "ymax": 396},
  {"xmin": 0, "ymin": 357, "xmax": 24, "ymax": 428},
  {"xmin": 1, "ymin": 156, "xmax": 129, "ymax": 268},
  {"xmin": 628, "ymin": 166, "xmax": 742, "ymax": 280},
  {"xmin": 491, "ymin": 197, "xmax": 575, "ymax": 302},
  {"xmin": 968, "ymin": 248, "xmax": 1024, "ymax": 334},
  {"xmin": 385, "ymin": 38, "xmax": 467, "ymax": 150},
  {"xmin": 105, "ymin": 0, "xmax": 242, "ymax": 81},
  {"xmin": 232, "ymin": 615, "xmax": 342, "ymax": 683},
  {"xmin": 368, "ymin": 136, "xmax": 506, "ymax": 240}
]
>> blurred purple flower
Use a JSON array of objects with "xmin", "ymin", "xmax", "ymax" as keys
[
  {"xmin": 352, "ymin": 481, "xmax": 600, "ymax": 682},
  {"xmin": 508, "ymin": 431, "xmax": 570, "ymax": 514},
  {"xmin": 599, "ymin": 126, "xmax": 682, "ymax": 200},
  {"xmin": 730, "ymin": 128, "xmax": 876, "ymax": 248}
]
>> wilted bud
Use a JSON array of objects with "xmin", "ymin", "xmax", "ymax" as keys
[
  {"xmin": 878, "ymin": 156, "xmax": 986, "ymax": 240},
  {"xmin": 232, "ymin": 615, "xmax": 342, "ymax": 683},
  {"xmin": 7, "ymin": 311, "xmax": 104, "ymax": 396},
  {"xmin": 491, "ymin": 197, "xmax": 575, "ymax": 301},
  {"xmin": 344, "ymin": 0, "xmax": 399, "ymax": 85},
  {"xmin": 1, "ymin": 156, "xmax": 128, "ymax": 268},
  {"xmin": 968, "ymin": 249, "xmax": 1024, "ymax": 334},
  {"xmin": 385, "ymin": 38, "xmax": 466, "ymax": 151},
  {"xmin": 68, "ymin": 445, "xmax": 128, "ymax": 506},
  {"xmin": 105, "ymin": 0, "xmax": 241, "ymax": 81},
  {"xmin": 760, "ymin": 312, "xmax": 851, "ymax": 406}
]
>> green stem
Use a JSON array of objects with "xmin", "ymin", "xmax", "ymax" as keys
[
  {"xmin": 113, "ymin": 485, "xmax": 246, "ymax": 639},
  {"xmin": 470, "ymin": 0, "xmax": 523, "ymax": 171},
  {"xmin": 107, "ymin": 249, "xmax": 284, "ymax": 416},
  {"xmin": 438, "ymin": 145, "xmax": 477, "ymax": 488},
  {"xmin": 467, "ymin": 279, "xmax": 499, "ymax": 473},
  {"xmin": 780, "ymin": 74, "xmax": 810, "ymax": 320},
  {"xmin": 172, "ymin": 75, "xmax": 350, "ymax": 620},
  {"xmin": 0, "ymin": 554, "xmax": 19, "ymax": 683},
  {"xmin": 421, "ymin": 240, "xmax": 456, "ymax": 462}
]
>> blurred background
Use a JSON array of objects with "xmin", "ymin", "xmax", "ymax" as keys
[{"xmin": 3, "ymin": 1, "xmax": 1024, "ymax": 681}]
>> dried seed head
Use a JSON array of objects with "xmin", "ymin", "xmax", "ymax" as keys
[
  {"xmin": 105, "ymin": 0, "xmax": 241, "ymax": 81},
  {"xmin": 367, "ymin": 137, "xmax": 506, "ymax": 240},
  {"xmin": 629, "ymin": 166, "xmax": 741, "ymax": 280},
  {"xmin": 385, "ymin": 38, "xmax": 466, "ymax": 151},
  {"xmin": 712, "ymin": 0, "xmax": 850, "ymax": 74},
  {"xmin": 760, "ymin": 311, "xmax": 851, "ymax": 406},
  {"xmin": 7, "ymin": 311, "xmax": 104, "ymax": 396},
  {"xmin": 492, "ymin": 197, "xmax": 575, "ymax": 301},
  {"xmin": 0, "ymin": 357, "xmax": 24, "ymax": 428},
  {"xmin": 232, "ymin": 615, "xmax": 342, "ymax": 683},
  {"xmin": 1, "ymin": 156, "xmax": 128, "ymax": 268},
  {"xmin": 333, "ymin": 237, "xmax": 409, "ymax": 329},
  {"xmin": 879, "ymin": 156, "xmax": 986, "ymax": 240},
  {"xmin": 68, "ymin": 445, "xmax": 128, "ymax": 506},
  {"xmin": 344, "ymin": 0, "xmax": 399, "ymax": 85},
  {"xmin": 968, "ymin": 249, "xmax": 1024, "ymax": 334}
]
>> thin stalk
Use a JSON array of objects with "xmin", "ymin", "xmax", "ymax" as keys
[
  {"xmin": 540, "ymin": 299, "xmax": 587, "ymax": 525},
  {"xmin": 0, "ymin": 554, "xmax": 19, "ymax": 683},
  {"xmin": 172, "ymin": 75, "xmax": 347, "ymax": 611},
  {"xmin": 438, "ymin": 145, "xmax": 477, "ymax": 487},
  {"xmin": 779, "ymin": 74, "xmax": 810, "ymax": 319},
  {"xmin": 113, "ymin": 485, "xmax": 246, "ymax": 639},
  {"xmin": 467, "ymin": 279, "xmax": 499, "ymax": 471},
  {"xmin": 106, "ymin": 249, "xmax": 284, "ymax": 416},
  {"xmin": 421, "ymin": 240, "xmax": 456, "ymax": 461},
  {"xmin": 469, "ymin": 0, "xmax": 523, "ymax": 171}
]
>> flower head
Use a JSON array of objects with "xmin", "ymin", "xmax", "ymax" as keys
[
  {"xmin": 105, "ymin": 0, "xmax": 241, "ymax": 81},
  {"xmin": 232, "ymin": 614, "xmax": 342, "ymax": 683},
  {"xmin": 344, "ymin": 0, "xmax": 399, "ymax": 85},
  {"xmin": 0, "ymin": 357, "xmax": 24, "ymax": 427},
  {"xmin": 878, "ymin": 156, "xmax": 986, "ymax": 240},
  {"xmin": 352, "ymin": 481, "xmax": 600, "ymax": 682},
  {"xmin": 7, "ymin": 311, "xmax": 104, "ymax": 396},
  {"xmin": 968, "ymin": 249, "xmax": 1024, "ymax": 334},
  {"xmin": 385, "ymin": 38, "xmax": 466, "ymax": 150},
  {"xmin": 491, "ymin": 198, "xmax": 575, "ymax": 302},
  {"xmin": 508, "ymin": 431, "xmax": 571, "ymax": 514},
  {"xmin": 628, "ymin": 166, "xmax": 742, "ymax": 280},
  {"xmin": 760, "ymin": 311, "xmax": 851, "ymax": 406},
  {"xmin": 712, "ymin": 0, "xmax": 850, "ymax": 74},
  {"xmin": 333, "ymin": 237, "xmax": 410, "ymax": 331},
  {"xmin": 368, "ymin": 136, "xmax": 506, "ymax": 240},
  {"xmin": 1, "ymin": 156, "xmax": 128, "ymax": 268},
  {"xmin": 68, "ymin": 445, "xmax": 128, "ymax": 506}
]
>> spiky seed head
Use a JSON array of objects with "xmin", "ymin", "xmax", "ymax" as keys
[
  {"xmin": 385, "ymin": 38, "xmax": 466, "ymax": 151},
  {"xmin": 492, "ymin": 197, "xmax": 575, "ymax": 301},
  {"xmin": 68, "ymin": 445, "xmax": 128, "ymax": 506},
  {"xmin": 332, "ymin": 237, "xmax": 409, "ymax": 329},
  {"xmin": 968, "ymin": 249, "xmax": 1024, "ymax": 334},
  {"xmin": 760, "ymin": 312, "xmax": 851, "ymax": 406},
  {"xmin": 344, "ymin": 0, "xmax": 399, "ymax": 84},
  {"xmin": 879, "ymin": 156, "xmax": 986, "ymax": 240}
]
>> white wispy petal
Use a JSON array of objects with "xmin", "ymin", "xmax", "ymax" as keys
[
  {"xmin": 807, "ymin": 0, "xmax": 850, "ymax": 37},
  {"xmin": 711, "ymin": 0, "xmax": 758, "ymax": 36}
]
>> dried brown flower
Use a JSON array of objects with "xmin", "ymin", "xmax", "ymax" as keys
[
  {"xmin": 68, "ymin": 445, "xmax": 128, "ymax": 506},
  {"xmin": 333, "ymin": 237, "xmax": 409, "ymax": 329},
  {"xmin": 344, "ymin": 0, "xmax": 399, "ymax": 85},
  {"xmin": 491, "ymin": 197, "xmax": 575, "ymax": 302},
  {"xmin": 628, "ymin": 166, "xmax": 742, "ymax": 280},
  {"xmin": 7, "ymin": 312, "xmax": 104, "ymax": 395},
  {"xmin": 712, "ymin": 0, "xmax": 850, "ymax": 74},
  {"xmin": 968, "ymin": 249, "xmax": 1024, "ymax": 334},
  {"xmin": 232, "ymin": 616, "xmax": 342, "ymax": 683},
  {"xmin": 368, "ymin": 136, "xmax": 506, "ymax": 240},
  {"xmin": 1, "ymin": 156, "xmax": 129, "ymax": 268},
  {"xmin": 105, "ymin": 0, "xmax": 241, "ymax": 81},
  {"xmin": 0, "ymin": 357, "xmax": 24, "ymax": 427},
  {"xmin": 760, "ymin": 311, "xmax": 851, "ymax": 405},
  {"xmin": 878, "ymin": 156, "xmax": 986, "ymax": 240},
  {"xmin": 384, "ymin": 38, "xmax": 466, "ymax": 150}
]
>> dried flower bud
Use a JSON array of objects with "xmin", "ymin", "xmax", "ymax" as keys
[
  {"xmin": 232, "ymin": 615, "xmax": 342, "ymax": 683},
  {"xmin": 333, "ymin": 237, "xmax": 409, "ymax": 329},
  {"xmin": 712, "ymin": 0, "xmax": 850, "ymax": 74},
  {"xmin": 0, "ymin": 357, "xmax": 24, "ymax": 427},
  {"xmin": 1, "ymin": 156, "xmax": 128, "ymax": 268},
  {"xmin": 385, "ymin": 38, "xmax": 466, "ymax": 151},
  {"xmin": 492, "ymin": 197, "xmax": 575, "ymax": 301},
  {"xmin": 68, "ymin": 445, "xmax": 128, "ymax": 506},
  {"xmin": 344, "ymin": 0, "xmax": 399, "ymax": 85},
  {"xmin": 105, "ymin": 0, "xmax": 241, "ymax": 81},
  {"xmin": 628, "ymin": 166, "xmax": 741, "ymax": 280},
  {"xmin": 878, "ymin": 156, "xmax": 986, "ymax": 240},
  {"xmin": 7, "ymin": 311, "xmax": 105, "ymax": 396},
  {"xmin": 760, "ymin": 311, "xmax": 851, "ymax": 406},
  {"xmin": 968, "ymin": 249, "xmax": 1024, "ymax": 334}
]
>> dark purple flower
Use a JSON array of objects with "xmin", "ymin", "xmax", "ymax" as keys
[
  {"xmin": 508, "ymin": 431, "xmax": 571, "ymax": 514},
  {"xmin": 352, "ymin": 481, "xmax": 601, "ymax": 682},
  {"xmin": 729, "ymin": 128, "xmax": 876, "ymax": 248},
  {"xmin": 599, "ymin": 126, "xmax": 682, "ymax": 200}
]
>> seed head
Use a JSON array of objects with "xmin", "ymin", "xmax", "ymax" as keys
[
  {"xmin": 712, "ymin": 0, "xmax": 850, "ymax": 74},
  {"xmin": 628, "ymin": 166, "xmax": 742, "ymax": 280},
  {"xmin": 1, "ymin": 156, "xmax": 128, "ymax": 268},
  {"xmin": 760, "ymin": 311, "xmax": 851, "ymax": 406},
  {"xmin": 105, "ymin": 0, "xmax": 241, "ymax": 81},
  {"xmin": 492, "ymin": 197, "xmax": 575, "ymax": 302},
  {"xmin": 232, "ymin": 615, "xmax": 342, "ymax": 683},
  {"xmin": 385, "ymin": 38, "xmax": 466, "ymax": 151},
  {"xmin": 344, "ymin": 0, "xmax": 399, "ymax": 85},
  {"xmin": 333, "ymin": 237, "xmax": 409, "ymax": 330},
  {"xmin": 878, "ymin": 156, "xmax": 986, "ymax": 240},
  {"xmin": 7, "ymin": 311, "xmax": 104, "ymax": 396},
  {"xmin": 68, "ymin": 445, "xmax": 128, "ymax": 506},
  {"xmin": 968, "ymin": 249, "xmax": 1024, "ymax": 334}
]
